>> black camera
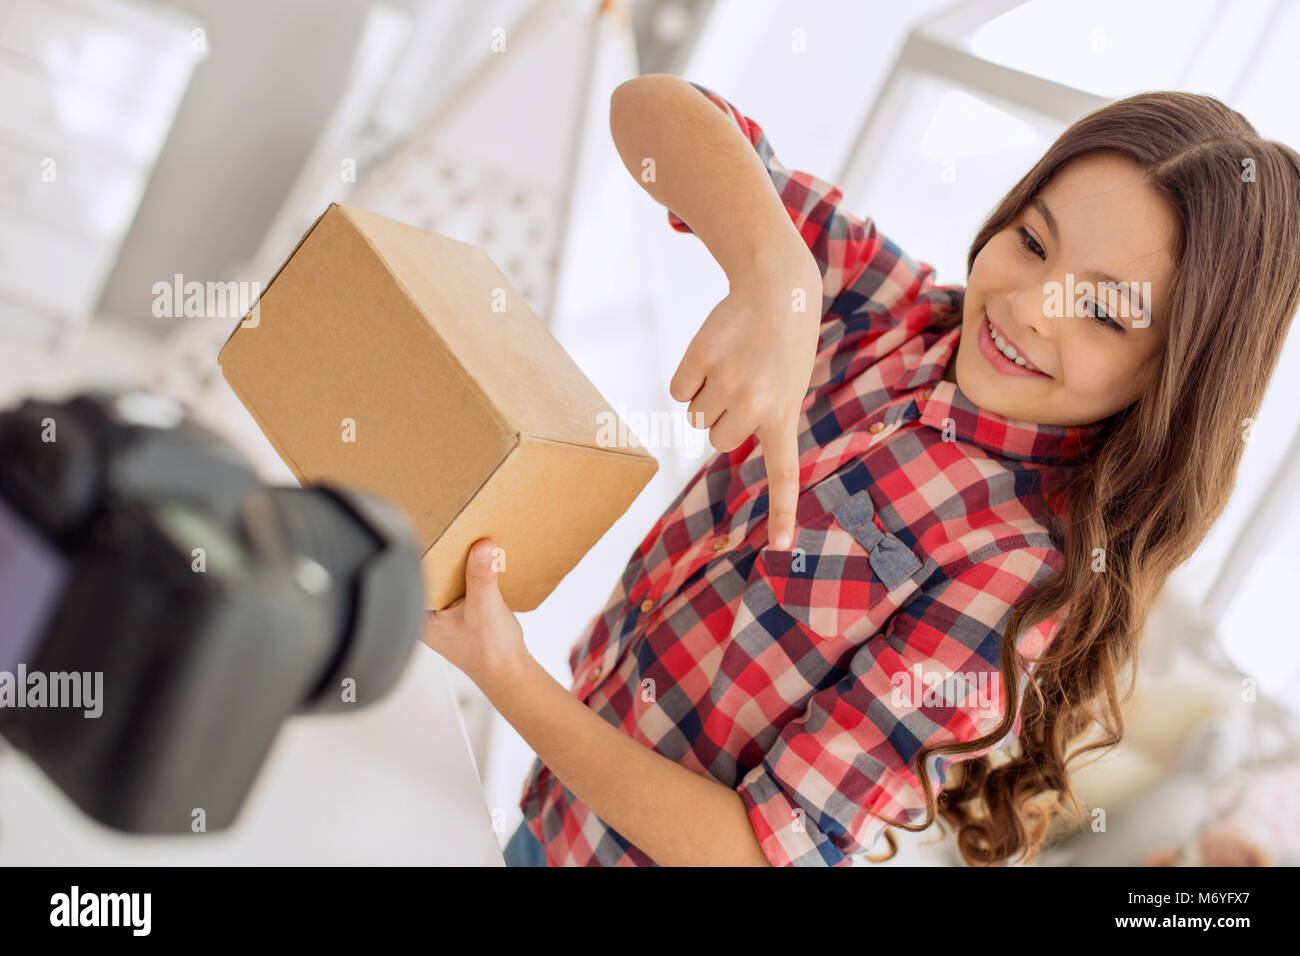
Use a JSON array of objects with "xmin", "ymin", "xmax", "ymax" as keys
[{"xmin": 0, "ymin": 390, "xmax": 425, "ymax": 833}]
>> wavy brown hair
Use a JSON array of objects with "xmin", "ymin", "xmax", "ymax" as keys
[{"xmin": 868, "ymin": 91, "xmax": 1300, "ymax": 866}]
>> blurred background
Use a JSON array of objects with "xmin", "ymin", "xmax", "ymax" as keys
[{"xmin": 1, "ymin": 0, "xmax": 1298, "ymax": 865}]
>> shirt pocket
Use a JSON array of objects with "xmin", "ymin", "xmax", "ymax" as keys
[{"xmin": 753, "ymin": 486, "xmax": 923, "ymax": 641}]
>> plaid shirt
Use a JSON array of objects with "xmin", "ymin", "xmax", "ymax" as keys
[{"xmin": 517, "ymin": 81, "xmax": 1103, "ymax": 866}]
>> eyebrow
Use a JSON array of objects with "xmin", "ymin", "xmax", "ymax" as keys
[{"xmin": 1028, "ymin": 197, "xmax": 1153, "ymax": 324}]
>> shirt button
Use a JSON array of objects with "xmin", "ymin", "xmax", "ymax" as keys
[
  {"xmin": 589, "ymin": 665, "xmax": 602, "ymax": 681},
  {"xmin": 711, "ymin": 536, "xmax": 728, "ymax": 551},
  {"xmin": 639, "ymin": 597, "xmax": 654, "ymax": 614},
  {"xmin": 921, "ymin": 386, "xmax": 934, "ymax": 401},
  {"xmin": 868, "ymin": 421, "xmax": 886, "ymax": 434}
]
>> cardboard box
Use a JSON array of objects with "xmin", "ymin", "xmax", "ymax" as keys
[{"xmin": 218, "ymin": 203, "xmax": 658, "ymax": 611}]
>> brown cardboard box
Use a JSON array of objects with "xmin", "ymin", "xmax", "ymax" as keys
[{"xmin": 218, "ymin": 203, "xmax": 658, "ymax": 611}]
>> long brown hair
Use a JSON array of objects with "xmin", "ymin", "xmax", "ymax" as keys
[{"xmin": 872, "ymin": 91, "xmax": 1300, "ymax": 865}]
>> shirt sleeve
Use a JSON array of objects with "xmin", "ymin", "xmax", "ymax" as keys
[
  {"xmin": 735, "ymin": 545, "xmax": 1061, "ymax": 866},
  {"xmin": 665, "ymin": 81, "xmax": 892, "ymax": 318}
]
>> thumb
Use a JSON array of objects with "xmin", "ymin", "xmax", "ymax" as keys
[{"xmin": 464, "ymin": 538, "xmax": 506, "ymax": 624}]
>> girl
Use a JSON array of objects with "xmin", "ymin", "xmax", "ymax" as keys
[{"xmin": 423, "ymin": 74, "xmax": 1300, "ymax": 866}]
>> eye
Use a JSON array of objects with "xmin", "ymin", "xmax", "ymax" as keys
[
  {"xmin": 1016, "ymin": 226, "xmax": 1126, "ymax": 332},
  {"xmin": 1016, "ymin": 226, "xmax": 1045, "ymax": 260},
  {"xmin": 1081, "ymin": 298, "xmax": 1124, "ymax": 332}
]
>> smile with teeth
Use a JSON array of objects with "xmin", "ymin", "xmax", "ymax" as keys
[{"xmin": 986, "ymin": 316, "xmax": 1043, "ymax": 372}]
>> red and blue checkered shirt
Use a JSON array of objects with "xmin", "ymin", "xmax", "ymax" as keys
[{"xmin": 518, "ymin": 81, "xmax": 1103, "ymax": 866}]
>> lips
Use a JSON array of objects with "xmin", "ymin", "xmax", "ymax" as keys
[{"xmin": 978, "ymin": 313, "xmax": 1051, "ymax": 379}]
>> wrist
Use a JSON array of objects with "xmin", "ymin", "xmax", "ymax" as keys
[
  {"xmin": 474, "ymin": 644, "xmax": 544, "ymax": 698},
  {"xmin": 729, "ymin": 251, "xmax": 823, "ymax": 330}
]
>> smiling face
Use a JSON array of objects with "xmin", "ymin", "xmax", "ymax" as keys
[{"xmin": 949, "ymin": 151, "xmax": 1180, "ymax": 427}]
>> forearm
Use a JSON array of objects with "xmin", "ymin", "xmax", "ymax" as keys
[
  {"xmin": 479, "ymin": 654, "xmax": 771, "ymax": 867},
  {"xmin": 609, "ymin": 73, "xmax": 812, "ymax": 282}
]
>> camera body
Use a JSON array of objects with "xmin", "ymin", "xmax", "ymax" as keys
[{"xmin": 0, "ymin": 391, "xmax": 424, "ymax": 833}]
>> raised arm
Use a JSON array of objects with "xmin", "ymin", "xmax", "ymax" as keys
[{"xmin": 609, "ymin": 74, "xmax": 823, "ymax": 550}]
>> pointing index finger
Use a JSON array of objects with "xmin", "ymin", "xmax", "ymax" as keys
[{"xmin": 757, "ymin": 408, "xmax": 800, "ymax": 550}]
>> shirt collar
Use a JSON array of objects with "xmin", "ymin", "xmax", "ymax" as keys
[{"xmin": 907, "ymin": 325, "xmax": 1106, "ymax": 464}]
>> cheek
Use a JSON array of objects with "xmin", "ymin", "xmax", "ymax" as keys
[
  {"xmin": 962, "ymin": 254, "xmax": 998, "ymax": 326},
  {"xmin": 966, "ymin": 246, "xmax": 1005, "ymax": 296},
  {"xmin": 964, "ymin": 241, "xmax": 1026, "ymax": 327},
  {"xmin": 1060, "ymin": 333, "xmax": 1148, "ymax": 404}
]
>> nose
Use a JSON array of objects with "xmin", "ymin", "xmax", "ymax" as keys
[{"xmin": 1009, "ymin": 281, "xmax": 1053, "ymax": 343}]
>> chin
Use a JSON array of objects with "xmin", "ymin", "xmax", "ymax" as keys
[{"xmin": 957, "ymin": 357, "xmax": 1047, "ymax": 423}]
